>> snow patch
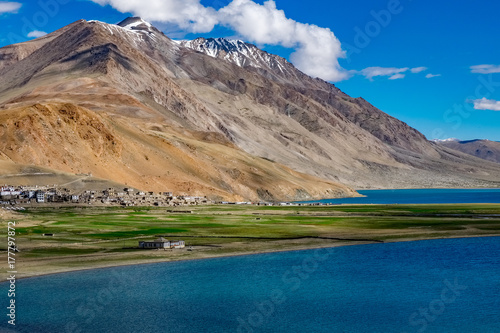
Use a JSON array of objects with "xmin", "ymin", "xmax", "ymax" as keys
[
  {"xmin": 120, "ymin": 18, "xmax": 152, "ymax": 31},
  {"xmin": 432, "ymin": 138, "xmax": 460, "ymax": 143},
  {"xmin": 180, "ymin": 37, "xmax": 290, "ymax": 74}
]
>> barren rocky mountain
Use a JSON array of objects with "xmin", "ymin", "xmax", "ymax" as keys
[
  {"xmin": 0, "ymin": 17, "xmax": 499, "ymax": 200},
  {"xmin": 435, "ymin": 139, "xmax": 500, "ymax": 164}
]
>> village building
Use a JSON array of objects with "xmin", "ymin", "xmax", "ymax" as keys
[
  {"xmin": 36, "ymin": 191, "xmax": 45, "ymax": 203},
  {"xmin": 139, "ymin": 237, "xmax": 170, "ymax": 249},
  {"xmin": 170, "ymin": 240, "xmax": 185, "ymax": 249},
  {"xmin": 138, "ymin": 238, "xmax": 185, "ymax": 249}
]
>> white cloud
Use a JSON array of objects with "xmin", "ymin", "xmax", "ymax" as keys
[
  {"xmin": 219, "ymin": 0, "xmax": 348, "ymax": 81},
  {"xmin": 92, "ymin": 0, "xmax": 218, "ymax": 33},
  {"xmin": 90, "ymin": 0, "xmax": 349, "ymax": 82},
  {"xmin": 389, "ymin": 73, "xmax": 405, "ymax": 80},
  {"xmin": 470, "ymin": 64, "xmax": 500, "ymax": 74},
  {"xmin": 470, "ymin": 98, "xmax": 500, "ymax": 111},
  {"xmin": 359, "ymin": 66, "xmax": 437, "ymax": 81},
  {"xmin": 410, "ymin": 66, "xmax": 427, "ymax": 73},
  {"xmin": 219, "ymin": 1, "xmax": 297, "ymax": 47},
  {"xmin": 27, "ymin": 30, "xmax": 47, "ymax": 38},
  {"xmin": 0, "ymin": 1, "xmax": 21, "ymax": 14},
  {"xmin": 360, "ymin": 67, "xmax": 409, "ymax": 81}
]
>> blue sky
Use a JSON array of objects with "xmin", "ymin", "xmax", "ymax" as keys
[{"xmin": 1, "ymin": 0, "xmax": 499, "ymax": 141}]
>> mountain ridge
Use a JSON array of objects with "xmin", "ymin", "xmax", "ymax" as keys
[{"xmin": 435, "ymin": 139, "xmax": 500, "ymax": 164}]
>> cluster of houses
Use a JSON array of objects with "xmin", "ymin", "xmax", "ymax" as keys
[
  {"xmin": 0, "ymin": 185, "xmax": 209, "ymax": 207},
  {"xmin": 0, "ymin": 185, "xmax": 339, "ymax": 208}
]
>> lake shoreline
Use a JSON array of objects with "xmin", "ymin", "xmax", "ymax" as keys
[{"xmin": 12, "ymin": 234, "xmax": 500, "ymax": 281}]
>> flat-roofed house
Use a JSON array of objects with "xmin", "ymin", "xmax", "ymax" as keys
[
  {"xmin": 36, "ymin": 191, "xmax": 45, "ymax": 203},
  {"xmin": 138, "ymin": 238, "xmax": 186, "ymax": 249},
  {"xmin": 139, "ymin": 237, "xmax": 170, "ymax": 249}
]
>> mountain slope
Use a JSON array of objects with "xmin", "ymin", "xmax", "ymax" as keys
[
  {"xmin": 180, "ymin": 37, "xmax": 435, "ymax": 155},
  {"xmin": 0, "ymin": 18, "xmax": 499, "ymax": 199},
  {"xmin": 0, "ymin": 102, "xmax": 356, "ymax": 201}
]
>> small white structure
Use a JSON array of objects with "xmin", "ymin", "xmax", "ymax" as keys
[{"xmin": 170, "ymin": 241, "xmax": 185, "ymax": 249}]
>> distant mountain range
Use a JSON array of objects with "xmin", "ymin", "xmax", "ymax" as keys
[
  {"xmin": 434, "ymin": 139, "xmax": 500, "ymax": 164},
  {"xmin": 0, "ymin": 17, "xmax": 499, "ymax": 200}
]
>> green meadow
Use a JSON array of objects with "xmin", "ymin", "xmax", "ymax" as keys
[{"xmin": 3, "ymin": 204, "xmax": 500, "ymax": 277}]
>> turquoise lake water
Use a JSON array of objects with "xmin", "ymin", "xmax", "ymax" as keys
[
  {"xmin": 299, "ymin": 188, "xmax": 500, "ymax": 204},
  {"xmin": 3, "ymin": 236, "xmax": 499, "ymax": 332}
]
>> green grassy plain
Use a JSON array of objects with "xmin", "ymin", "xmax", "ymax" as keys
[{"xmin": 2, "ymin": 204, "xmax": 500, "ymax": 278}]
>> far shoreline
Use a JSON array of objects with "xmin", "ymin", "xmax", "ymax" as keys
[
  {"xmin": 352, "ymin": 187, "xmax": 500, "ymax": 190},
  {"xmin": 297, "ymin": 188, "xmax": 500, "ymax": 204}
]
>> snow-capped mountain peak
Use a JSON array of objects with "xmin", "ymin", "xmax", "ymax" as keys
[
  {"xmin": 117, "ymin": 17, "xmax": 153, "ymax": 33},
  {"xmin": 179, "ymin": 37, "xmax": 292, "ymax": 74},
  {"xmin": 86, "ymin": 17, "xmax": 167, "ymax": 48}
]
